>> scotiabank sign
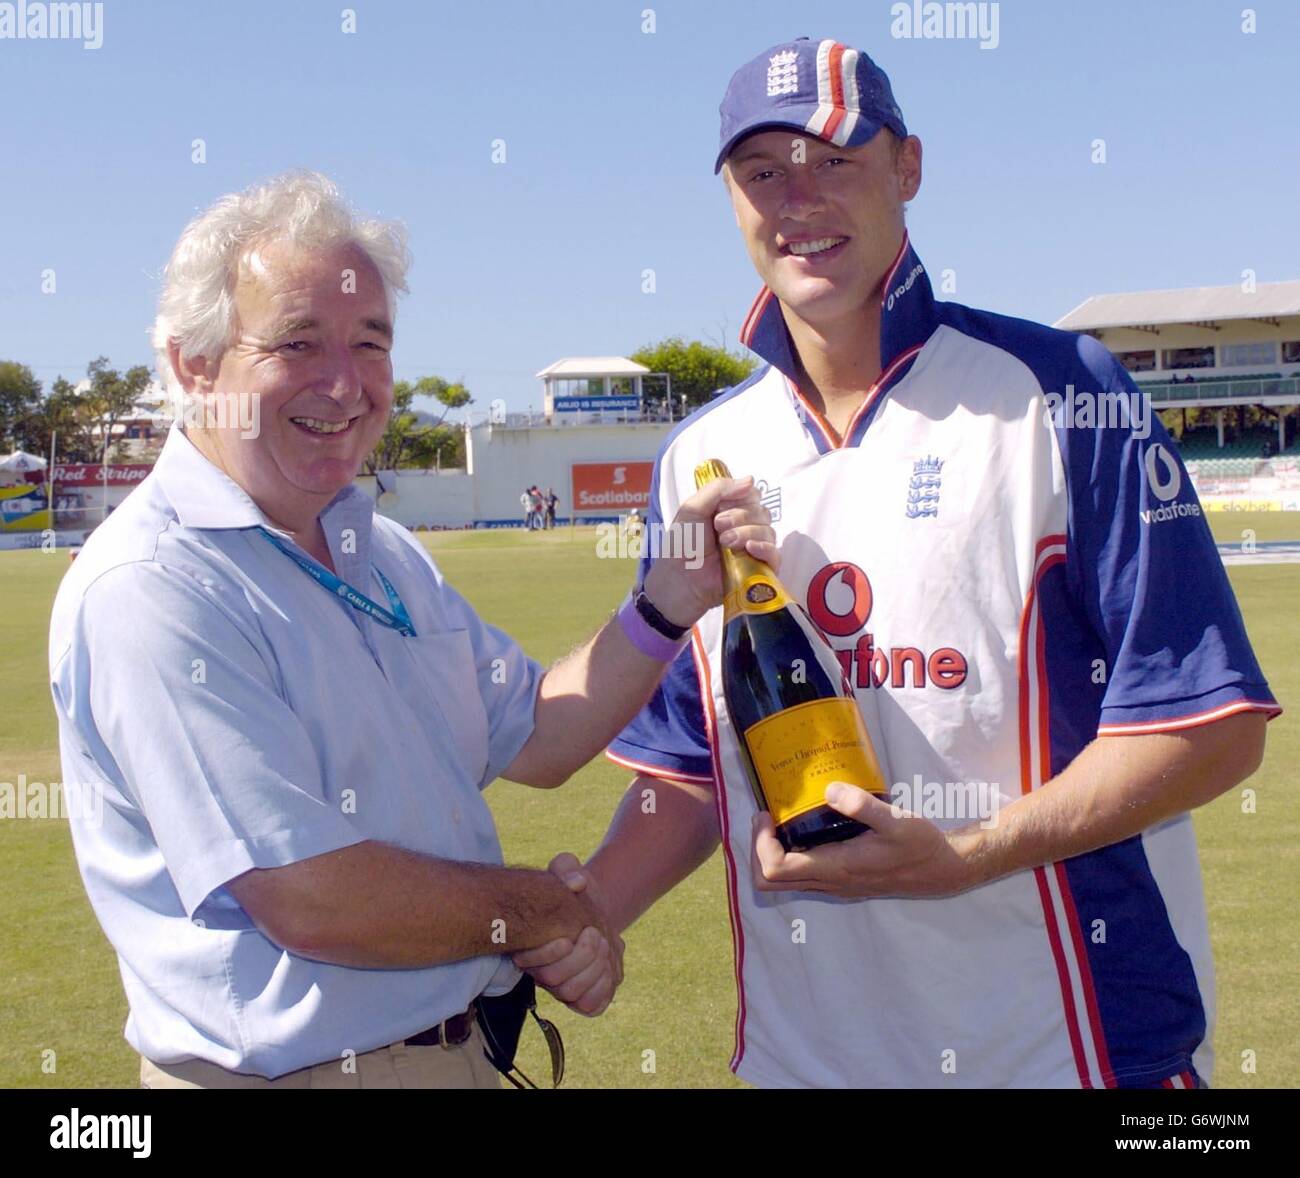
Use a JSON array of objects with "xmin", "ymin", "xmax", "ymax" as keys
[
  {"xmin": 26, "ymin": 464, "xmax": 152, "ymax": 487},
  {"xmin": 570, "ymin": 462, "xmax": 653, "ymax": 513}
]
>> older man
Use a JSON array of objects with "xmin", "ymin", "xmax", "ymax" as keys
[{"xmin": 48, "ymin": 171, "xmax": 775, "ymax": 1088}]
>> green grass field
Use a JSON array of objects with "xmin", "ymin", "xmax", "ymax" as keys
[{"xmin": 1, "ymin": 514, "xmax": 1296, "ymax": 1089}]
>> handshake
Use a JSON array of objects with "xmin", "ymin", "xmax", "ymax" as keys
[{"xmin": 513, "ymin": 853, "xmax": 624, "ymax": 1017}]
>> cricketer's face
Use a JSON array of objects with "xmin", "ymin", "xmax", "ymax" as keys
[
  {"xmin": 180, "ymin": 238, "xmax": 394, "ymax": 526},
  {"xmin": 723, "ymin": 128, "xmax": 922, "ymax": 330}
]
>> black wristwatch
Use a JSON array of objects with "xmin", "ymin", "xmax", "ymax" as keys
[{"xmin": 633, "ymin": 585, "xmax": 690, "ymax": 641}]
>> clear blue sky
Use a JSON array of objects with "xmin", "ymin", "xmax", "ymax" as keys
[{"xmin": 2, "ymin": 0, "xmax": 1296, "ymax": 415}]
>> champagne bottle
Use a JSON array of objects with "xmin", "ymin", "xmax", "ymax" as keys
[{"xmin": 695, "ymin": 458, "xmax": 887, "ymax": 852}]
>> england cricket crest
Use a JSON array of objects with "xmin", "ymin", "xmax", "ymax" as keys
[
  {"xmin": 756, "ymin": 478, "xmax": 783, "ymax": 523},
  {"xmin": 766, "ymin": 50, "xmax": 799, "ymax": 97},
  {"xmin": 906, "ymin": 456, "xmax": 943, "ymax": 519}
]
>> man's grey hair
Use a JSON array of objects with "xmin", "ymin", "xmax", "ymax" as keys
[{"xmin": 151, "ymin": 170, "xmax": 410, "ymax": 404}]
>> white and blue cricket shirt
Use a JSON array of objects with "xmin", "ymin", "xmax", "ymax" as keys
[{"xmin": 609, "ymin": 234, "xmax": 1280, "ymax": 1089}]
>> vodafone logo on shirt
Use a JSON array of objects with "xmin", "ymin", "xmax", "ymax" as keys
[
  {"xmin": 571, "ymin": 462, "xmax": 653, "ymax": 512},
  {"xmin": 1140, "ymin": 443, "xmax": 1201, "ymax": 525},
  {"xmin": 1144, "ymin": 444, "xmax": 1181, "ymax": 502},
  {"xmin": 807, "ymin": 562, "xmax": 873, "ymax": 636},
  {"xmin": 806, "ymin": 561, "xmax": 968, "ymax": 691}
]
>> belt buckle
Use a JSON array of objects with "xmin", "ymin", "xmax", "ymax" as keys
[{"xmin": 439, "ymin": 1010, "xmax": 473, "ymax": 1050}]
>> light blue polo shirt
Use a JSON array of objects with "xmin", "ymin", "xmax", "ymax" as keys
[{"xmin": 49, "ymin": 426, "xmax": 543, "ymax": 1078}]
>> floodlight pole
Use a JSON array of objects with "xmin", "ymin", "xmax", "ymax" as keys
[{"xmin": 48, "ymin": 429, "xmax": 57, "ymax": 515}]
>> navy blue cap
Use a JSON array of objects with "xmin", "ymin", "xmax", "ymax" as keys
[{"xmin": 716, "ymin": 37, "xmax": 907, "ymax": 173}]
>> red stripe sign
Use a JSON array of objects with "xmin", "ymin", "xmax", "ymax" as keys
[{"xmin": 26, "ymin": 464, "xmax": 153, "ymax": 487}]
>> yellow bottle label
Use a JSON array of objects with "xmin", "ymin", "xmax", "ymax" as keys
[{"xmin": 742, "ymin": 698, "xmax": 887, "ymax": 826}]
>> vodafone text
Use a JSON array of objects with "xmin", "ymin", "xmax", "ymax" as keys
[
  {"xmin": 1140, "ymin": 443, "xmax": 1200, "ymax": 525},
  {"xmin": 886, "ymin": 262, "xmax": 925, "ymax": 312},
  {"xmin": 807, "ymin": 562, "xmax": 968, "ymax": 690}
]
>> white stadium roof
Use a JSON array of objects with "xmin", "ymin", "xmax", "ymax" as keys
[
  {"xmin": 535, "ymin": 356, "xmax": 650, "ymax": 379},
  {"xmin": 1054, "ymin": 280, "xmax": 1300, "ymax": 332}
]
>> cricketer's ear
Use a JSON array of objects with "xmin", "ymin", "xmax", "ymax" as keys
[
  {"xmin": 896, "ymin": 134, "xmax": 923, "ymax": 204},
  {"xmin": 720, "ymin": 163, "xmax": 743, "ymax": 229}
]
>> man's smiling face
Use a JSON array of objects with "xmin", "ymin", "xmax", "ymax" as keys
[
  {"xmin": 723, "ymin": 128, "xmax": 921, "ymax": 330},
  {"xmin": 184, "ymin": 237, "xmax": 394, "ymax": 526}
]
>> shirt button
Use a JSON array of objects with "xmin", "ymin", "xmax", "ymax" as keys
[{"xmin": 452, "ymin": 808, "xmax": 462, "ymax": 825}]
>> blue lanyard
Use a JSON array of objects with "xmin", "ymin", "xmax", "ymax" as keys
[{"xmin": 259, "ymin": 528, "xmax": 417, "ymax": 637}]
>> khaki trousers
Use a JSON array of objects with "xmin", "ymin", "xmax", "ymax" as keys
[{"xmin": 139, "ymin": 1023, "xmax": 501, "ymax": 1089}]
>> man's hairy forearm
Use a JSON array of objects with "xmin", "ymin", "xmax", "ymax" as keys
[
  {"xmin": 229, "ymin": 840, "xmax": 601, "ymax": 968},
  {"xmin": 586, "ymin": 774, "xmax": 721, "ymax": 932},
  {"xmin": 956, "ymin": 712, "xmax": 1267, "ymax": 886}
]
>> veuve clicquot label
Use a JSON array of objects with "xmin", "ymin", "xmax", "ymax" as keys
[
  {"xmin": 744, "ymin": 698, "xmax": 884, "ymax": 827},
  {"xmin": 695, "ymin": 457, "xmax": 889, "ymax": 852}
]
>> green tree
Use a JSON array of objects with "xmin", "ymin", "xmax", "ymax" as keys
[
  {"xmin": 83, "ymin": 356, "xmax": 153, "ymax": 462},
  {"xmin": 365, "ymin": 376, "xmax": 471, "ymax": 472},
  {"xmin": 411, "ymin": 375, "xmax": 472, "ymax": 425},
  {"xmin": 17, "ymin": 376, "xmax": 96, "ymax": 462},
  {"xmin": 630, "ymin": 337, "xmax": 757, "ymax": 411},
  {"xmin": 14, "ymin": 359, "xmax": 152, "ymax": 462},
  {"xmin": 0, "ymin": 361, "xmax": 42, "ymax": 450}
]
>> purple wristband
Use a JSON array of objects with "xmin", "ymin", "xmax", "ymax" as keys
[{"xmin": 616, "ymin": 591, "xmax": 691, "ymax": 661}]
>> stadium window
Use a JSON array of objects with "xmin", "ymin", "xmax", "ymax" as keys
[
  {"xmin": 1161, "ymin": 346, "xmax": 1216, "ymax": 370},
  {"xmin": 1117, "ymin": 350, "xmax": 1156, "ymax": 372},
  {"xmin": 1221, "ymin": 341, "xmax": 1278, "ymax": 368},
  {"xmin": 1283, "ymin": 341, "xmax": 1300, "ymax": 364}
]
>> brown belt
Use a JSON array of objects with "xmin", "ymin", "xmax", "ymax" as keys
[{"xmin": 403, "ymin": 1006, "xmax": 476, "ymax": 1048}]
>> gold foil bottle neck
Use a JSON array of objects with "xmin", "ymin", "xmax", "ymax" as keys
[
  {"xmin": 694, "ymin": 458, "xmax": 733, "ymax": 488},
  {"xmin": 694, "ymin": 456, "xmax": 776, "ymax": 595}
]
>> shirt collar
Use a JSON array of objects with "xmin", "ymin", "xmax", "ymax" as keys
[
  {"xmin": 737, "ymin": 231, "xmax": 938, "ymax": 384},
  {"xmin": 154, "ymin": 425, "xmax": 376, "ymax": 585}
]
